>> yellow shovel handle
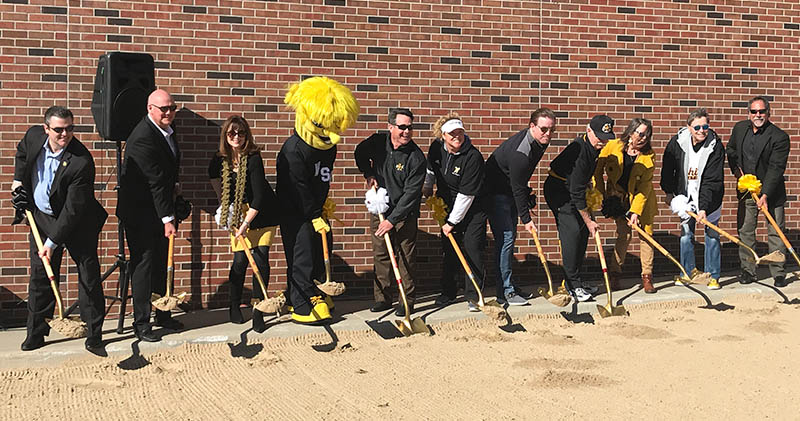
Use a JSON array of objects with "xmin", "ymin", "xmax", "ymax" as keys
[
  {"xmin": 529, "ymin": 227, "xmax": 554, "ymax": 293},
  {"xmin": 25, "ymin": 210, "xmax": 64, "ymax": 319},
  {"xmin": 751, "ymin": 192, "xmax": 800, "ymax": 267},
  {"xmin": 628, "ymin": 218, "xmax": 691, "ymax": 280},
  {"xmin": 238, "ymin": 235, "xmax": 270, "ymax": 299},
  {"xmin": 445, "ymin": 232, "xmax": 486, "ymax": 306},
  {"xmin": 687, "ymin": 211, "xmax": 759, "ymax": 261}
]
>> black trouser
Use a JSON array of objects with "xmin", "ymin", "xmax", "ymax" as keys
[
  {"xmin": 229, "ymin": 246, "xmax": 269, "ymax": 306},
  {"xmin": 27, "ymin": 208, "xmax": 105, "ymax": 341},
  {"xmin": 440, "ymin": 210, "xmax": 486, "ymax": 302},
  {"xmin": 280, "ymin": 217, "xmax": 329, "ymax": 316},
  {"xmin": 544, "ymin": 176, "xmax": 588, "ymax": 289},
  {"xmin": 124, "ymin": 216, "xmax": 172, "ymax": 333}
]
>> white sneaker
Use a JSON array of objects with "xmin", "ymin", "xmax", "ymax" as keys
[
  {"xmin": 579, "ymin": 282, "xmax": 599, "ymax": 294},
  {"xmin": 571, "ymin": 287, "xmax": 592, "ymax": 302}
]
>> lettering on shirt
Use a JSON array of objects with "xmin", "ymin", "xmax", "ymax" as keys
[
  {"xmin": 314, "ymin": 161, "xmax": 331, "ymax": 182},
  {"xmin": 688, "ymin": 167, "xmax": 699, "ymax": 181}
]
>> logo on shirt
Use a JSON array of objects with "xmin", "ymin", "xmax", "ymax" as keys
[
  {"xmin": 395, "ymin": 163, "xmax": 404, "ymax": 172},
  {"xmin": 687, "ymin": 168, "xmax": 699, "ymax": 180},
  {"xmin": 452, "ymin": 166, "xmax": 461, "ymax": 176},
  {"xmin": 314, "ymin": 161, "xmax": 331, "ymax": 182}
]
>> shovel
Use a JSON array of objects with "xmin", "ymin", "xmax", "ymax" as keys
[
  {"xmin": 237, "ymin": 236, "xmax": 286, "ymax": 314},
  {"xmin": 687, "ymin": 210, "xmax": 784, "ymax": 266},
  {"xmin": 151, "ymin": 234, "xmax": 187, "ymax": 311},
  {"xmin": 749, "ymin": 192, "xmax": 800, "ymax": 273},
  {"xmin": 530, "ymin": 227, "xmax": 572, "ymax": 307},
  {"xmin": 628, "ymin": 219, "xmax": 712, "ymax": 285},
  {"xmin": 315, "ymin": 230, "xmax": 345, "ymax": 296},
  {"xmin": 378, "ymin": 213, "xmax": 430, "ymax": 336},
  {"xmin": 445, "ymin": 232, "xmax": 507, "ymax": 320},
  {"xmin": 25, "ymin": 210, "xmax": 87, "ymax": 338},
  {"xmin": 593, "ymin": 230, "xmax": 628, "ymax": 318}
]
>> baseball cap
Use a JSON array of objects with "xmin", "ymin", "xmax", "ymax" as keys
[{"xmin": 589, "ymin": 115, "xmax": 615, "ymax": 140}]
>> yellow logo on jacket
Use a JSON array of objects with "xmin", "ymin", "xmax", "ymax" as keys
[{"xmin": 395, "ymin": 163, "xmax": 404, "ymax": 171}]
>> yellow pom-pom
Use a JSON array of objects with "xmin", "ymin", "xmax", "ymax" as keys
[
  {"xmin": 321, "ymin": 198, "xmax": 341, "ymax": 224},
  {"xmin": 425, "ymin": 196, "xmax": 449, "ymax": 226},
  {"xmin": 586, "ymin": 188, "xmax": 603, "ymax": 212},
  {"xmin": 737, "ymin": 174, "xmax": 762, "ymax": 196}
]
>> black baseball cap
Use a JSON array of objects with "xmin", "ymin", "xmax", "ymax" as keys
[{"xmin": 589, "ymin": 115, "xmax": 615, "ymax": 140}]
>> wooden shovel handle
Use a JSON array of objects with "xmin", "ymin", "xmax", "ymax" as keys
[
  {"xmin": 751, "ymin": 192, "xmax": 800, "ymax": 267},
  {"xmin": 628, "ymin": 218, "xmax": 691, "ymax": 280},
  {"xmin": 687, "ymin": 211, "xmax": 758, "ymax": 260},
  {"xmin": 378, "ymin": 213, "xmax": 413, "ymax": 318},
  {"xmin": 446, "ymin": 232, "xmax": 485, "ymax": 305},
  {"xmin": 238, "ymin": 235, "xmax": 270, "ymax": 299},
  {"xmin": 529, "ymin": 227, "xmax": 554, "ymax": 293},
  {"xmin": 25, "ymin": 210, "xmax": 64, "ymax": 319},
  {"xmin": 166, "ymin": 233, "xmax": 174, "ymax": 297},
  {"xmin": 321, "ymin": 230, "xmax": 332, "ymax": 283}
]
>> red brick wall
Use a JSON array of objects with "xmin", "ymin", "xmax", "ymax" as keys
[{"xmin": 2, "ymin": 0, "xmax": 799, "ymax": 324}]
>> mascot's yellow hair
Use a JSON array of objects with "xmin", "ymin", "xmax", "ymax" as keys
[{"xmin": 285, "ymin": 76, "xmax": 360, "ymax": 150}]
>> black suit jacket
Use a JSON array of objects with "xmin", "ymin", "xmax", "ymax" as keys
[
  {"xmin": 726, "ymin": 120, "xmax": 790, "ymax": 207},
  {"xmin": 117, "ymin": 116, "xmax": 180, "ymax": 224},
  {"xmin": 14, "ymin": 126, "xmax": 107, "ymax": 244}
]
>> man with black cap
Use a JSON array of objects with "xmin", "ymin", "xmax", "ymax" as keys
[{"xmin": 544, "ymin": 115, "xmax": 614, "ymax": 302}]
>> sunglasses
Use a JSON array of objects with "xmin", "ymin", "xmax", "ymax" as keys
[
  {"xmin": 536, "ymin": 125, "xmax": 555, "ymax": 134},
  {"xmin": 394, "ymin": 124, "xmax": 413, "ymax": 131},
  {"xmin": 692, "ymin": 124, "xmax": 709, "ymax": 131},
  {"xmin": 226, "ymin": 130, "xmax": 247, "ymax": 138},
  {"xmin": 749, "ymin": 109, "xmax": 767, "ymax": 115},
  {"xmin": 634, "ymin": 130, "xmax": 648, "ymax": 138},
  {"xmin": 151, "ymin": 104, "xmax": 178, "ymax": 113},
  {"xmin": 48, "ymin": 124, "xmax": 75, "ymax": 134}
]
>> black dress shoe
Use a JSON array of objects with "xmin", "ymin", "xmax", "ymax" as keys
[
  {"xmin": 514, "ymin": 287, "xmax": 535, "ymax": 300},
  {"xmin": 229, "ymin": 306, "xmax": 244, "ymax": 324},
  {"xmin": 395, "ymin": 303, "xmax": 414, "ymax": 317},
  {"xmin": 739, "ymin": 271, "xmax": 755, "ymax": 284},
  {"xmin": 370, "ymin": 301, "xmax": 392, "ymax": 312},
  {"xmin": 85, "ymin": 338, "xmax": 107, "ymax": 356},
  {"xmin": 154, "ymin": 317, "xmax": 184, "ymax": 330},
  {"xmin": 252, "ymin": 309, "xmax": 266, "ymax": 333},
  {"xmin": 21, "ymin": 336, "xmax": 45, "ymax": 351},
  {"xmin": 774, "ymin": 276, "xmax": 789, "ymax": 288},
  {"xmin": 134, "ymin": 329, "xmax": 160, "ymax": 342}
]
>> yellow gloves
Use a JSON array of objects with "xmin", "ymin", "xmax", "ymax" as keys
[{"xmin": 312, "ymin": 217, "xmax": 330, "ymax": 234}]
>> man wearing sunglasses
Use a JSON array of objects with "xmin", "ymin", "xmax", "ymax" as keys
[
  {"xmin": 661, "ymin": 108, "xmax": 725, "ymax": 290},
  {"xmin": 11, "ymin": 106, "xmax": 108, "ymax": 353},
  {"xmin": 355, "ymin": 108, "xmax": 426, "ymax": 317},
  {"xmin": 117, "ymin": 89, "xmax": 183, "ymax": 342},
  {"xmin": 485, "ymin": 108, "xmax": 556, "ymax": 306},
  {"xmin": 726, "ymin": 96, "xmax": 790, "ymax": 287}
]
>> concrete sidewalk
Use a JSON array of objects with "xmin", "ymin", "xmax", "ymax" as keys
[{"xmin": 1, "ymin": 270, "xmax": 797, "ymax": 369}]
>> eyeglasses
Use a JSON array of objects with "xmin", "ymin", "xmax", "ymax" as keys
[
  {"xmin": 536, "ymin": 126, "xmax": 555, "ymax": 134},
  {"xmin": 47, "ymin": 124, "xmax": 75, "ymax": 134},
  {"xmin": 749, "ymin": 109, "xmax": 767, "ymax": 115},
  {"xmin": 151, "ymin": 104, "xmax": 178, "ymax": 113},
  {"xmin": 692, "ymin": 124, "xmax": 709, "ymax": 131},
  {"xmin": 634, "ymin": 130, "xmax": 648, "ymax": 138},
  {"xmin": 394, "ymin": 124, "xmax": 413, "ymax": 131},
  {"xmin": 226, "ymin": 130, "xmax": 247, "ymax": 138}
]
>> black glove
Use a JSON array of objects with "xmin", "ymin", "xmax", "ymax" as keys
[
  {"xmin": 526, "ymin": 187, "xmax": 537, "ymax": 210},
  {"xmin": 175, "ymin": 195, "xmax": 192, "ymax": 222},
  {"xmin": 601, "ymin": 195, "xmax": 627, "ymax": 219},
  {"xmin": 11, "ymin": 186, "xmax": 28, "ymax": 211}
]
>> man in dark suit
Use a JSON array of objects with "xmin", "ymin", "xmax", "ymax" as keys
[
  {"xmin": 726, "ymin": 96, "xmax": 791, "ymax": 287},
  {"xmin": 11, "ymin": 106, "xmax": 108, "ymax": 352},
  {"xmin": 117, "ymin": 89, "xmax": 183, "ymax": 342}
]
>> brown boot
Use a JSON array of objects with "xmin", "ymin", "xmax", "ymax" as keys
[{"xmin": 642, "ymin": 274, "xmax": 656, "ymax": 294}]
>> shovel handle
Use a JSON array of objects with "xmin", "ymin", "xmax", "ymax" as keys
[
  {"xmin": 166, "ymin": 233, "xmax": 174, "ymax": 297},
  {"xmin": 529, "ymin": 227, "xmax": 555, "ymax": 294},
  {"xmin": 751, "ymin": 192, "xmax": 800, "ymax": 267},
  {"xmin": 687, "ymin": 211, "xmax": 759, "ymax": 261},
  {"xmin": 593, "ymin": 230, "xmax": 614, "ymax": 307},
  {"xmin": 238, "ymin": 235, "xmax": 270, "ymax": 299},
  {"xmin": 378, "ymin": 213, "xmax": 412, "ymax": 319},
  {"xmin": 628, "ymin": 218, "xmax": 691, "ymax": 280},
  {"xmin": 25, "ymin": 210, "xmax": 64, "ymax": 319},
  {"xmin": 320, "ymin": 230, "xmax": 332, "ymax": 283},
  {"xmin": 445, "ymin": 233, "xmax": 486, "ymax": 306}
]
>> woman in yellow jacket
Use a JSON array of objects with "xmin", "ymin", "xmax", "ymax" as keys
[{"xmin": 593, "ymin": 118, "xmax": 657, "ymax": 293}]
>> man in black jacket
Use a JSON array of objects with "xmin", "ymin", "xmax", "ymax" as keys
[
  {"xmin": 661, "ymin": 108, "xmax": 725, "ymax": 290},
  {"xmin": 117, "ymin": 89, "xmax": 183, "ymax": 342},
  {"xmin": 12, "ymin": 106, "xmax": 107, "ymax": 352},
  {"xmin": 726, "ymin": 96, "xmax": 790, "ymax": 287},
  {"xmin": 355, "ymin": 108, "xmax": 426, "ymax": 316},
  {"xmin": 485, "ymin": 108, "xmax": 555, "ymax": 306}
]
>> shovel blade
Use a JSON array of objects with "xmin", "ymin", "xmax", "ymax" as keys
[
  {"xmin": 538, "ymin": 286, "xmax": 554, "ymax": 299},
  {"xmin": 396, "ymin": 317, "xmax": 430, "ymax": 336},
  {"xmin": 597, "ymin": 304, "xmax": 627, "ymax": 318},
  {"xmin": 478, "ymin": 300, "xmax": 507, "ymax": 321}
]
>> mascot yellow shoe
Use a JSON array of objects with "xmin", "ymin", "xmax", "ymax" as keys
[
  {"xmin": 291, "ymin": 296, "xmax": 332, "ymax": 324},
  {"xmin": 288, "ymin": 295, "xmax": 334, "ymax": 312}
]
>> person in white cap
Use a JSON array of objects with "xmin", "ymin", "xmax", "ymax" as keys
[{"xmin": 423, "ymin": 112, "xmax": 487, "ymax": 311}]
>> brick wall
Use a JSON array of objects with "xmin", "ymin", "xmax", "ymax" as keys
[{"xmin": 2, "ymin": 0, "xmax": 799, "ymax": 324}]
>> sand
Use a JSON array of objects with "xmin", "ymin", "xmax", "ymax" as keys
[{"xmin": 3, "ymin": 293, "xmax": 800, "ymax": 419}]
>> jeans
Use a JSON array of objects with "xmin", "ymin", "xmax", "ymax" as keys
[
  {"xmin": 680, "ymin": 217, "xmax": 720, "ymax": 280},
  {"xmin": 487, "ymin": 194, "xmax": 517, "ymax": 297}
]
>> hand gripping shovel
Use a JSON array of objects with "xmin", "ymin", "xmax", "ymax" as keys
[
  {"xmin": 687, "ymin": 211, "xmax": 784, "ymax": 266},
  {"xmin": 151, "ymin": 234, "xmax": 187, "ymax": 311},
  {"xmin": 594, "ymin": 230, "xmax": 628, "ymax": 318},
  {"xmin": 238, "ymin": 236, "xmax": 286, "ymax": 314},
  {"xmin": 379, "ymin": 213, "xmax": 430, "ymax": 336},
  {"xmin": 315, "ymin": 230, "xmax": 345, "ymax": 296},
  {"xmin": 530, "ymin": 227, "xmax": 572, "ymax": 307},
  {"xmin": 628, "ymin": 219, "xmax": 712, "ymax": 285},
  {"xmin": 25, "ymin": 210, "xmax": 87, "ymax": 338}
]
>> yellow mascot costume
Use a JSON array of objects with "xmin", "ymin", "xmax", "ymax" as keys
[{"xmin": 276, "ymin": 76, "xmax": 359, "ymax": 324}]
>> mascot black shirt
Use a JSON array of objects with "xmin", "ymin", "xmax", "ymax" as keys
[{"xmin": 276, "ymin": 131, "xmax": 336, "ymax": 220}]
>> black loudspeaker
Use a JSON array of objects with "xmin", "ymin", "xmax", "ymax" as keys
[{"xmin": 91, "ymin": 52, "xmax": 155, "ymax": 141}]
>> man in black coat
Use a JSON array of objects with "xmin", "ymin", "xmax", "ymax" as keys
[
  {"xmin": 12, "ymin": 106, "xmax": 107, "ymax": 352},
  {"xmin": 117, "ymin": 89, "xmax": 183, "ymax": 342},
  {"xmin": 726, "ymin": 96, "xmax": 791, "ymax": 287}
]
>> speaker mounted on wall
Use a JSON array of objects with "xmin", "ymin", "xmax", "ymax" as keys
[{"xmin": 91, "ymin": 52, "xmax": 155, "ymax": 141}]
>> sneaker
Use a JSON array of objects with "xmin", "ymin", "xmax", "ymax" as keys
[
  {"xmin": 570, "ymin": 287, "xmax": 592, "ymax": 302},
  {"xmin": 504, "ymin": 293, "xmax": 530, "ymax": 306},
  {"xmin": 774, "ymin": 276, "xmax": 789, "ymax": 288},
  {"xmin": 513, "ymin": 287, "xmax": 535, "ymax": 300},
  {"xmin": 434, "ymin": 294, "xmax": 456, "ymax": 307},
  {"xmin": 673, "ymin": 275, "xmax": 689, "ymax": 287},
  {"xmin": 738, "ymin": 271, "xmax": 755, "ymax": 285},
  {"xmin": 467, "ymin": 302, "xmax": 480, "ymax": 312},
  {"xmin": 579, "ymin": 282, "xmax": 599, "ymax": 295},
  {"xmin": 707, "ymin": 279, "xmax": 721, "ymax": 290}
]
